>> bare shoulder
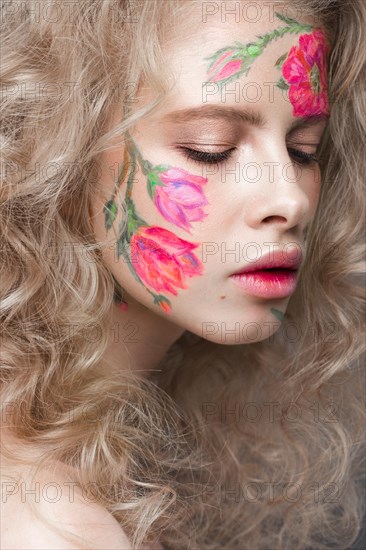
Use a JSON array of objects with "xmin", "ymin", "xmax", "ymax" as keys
[{"xmin": 1, "ymin": 436, "xmax": 132, "ymax": 549}]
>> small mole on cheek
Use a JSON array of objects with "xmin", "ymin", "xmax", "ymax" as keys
[{"xmin": 220, "ymin": 295, "xmax": 226, "ymax": 300}]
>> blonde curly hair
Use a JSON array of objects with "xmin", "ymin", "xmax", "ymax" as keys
[{"xmin": 1, "ymin": 0, "xmax": 365, "ymax": 548}]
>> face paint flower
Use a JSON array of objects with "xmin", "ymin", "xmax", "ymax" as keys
[
  {"xmin": 105, "ymin": 135, "xmax": 209, "ymax": 314},
  {"xmin": 205, "ymin": 13, "xmax": 314, "ymax": 88},
  {"xmin": 153, "ymin": 295, "xmax": 172, "ymax": 314},
  {"xmin": 281, "ymin": 29, "xmax": 330, "ymax": 117},
  {"xmin": 130, "ymin": 226, "xmax": 203, "ymax": 296},
  {"xmin": 148, "ymin": 167, "xmax": 208, "ymax": 233},
  {"xmin": 207, "ymin": 50, "xmax": 243, "ymax": 82},
  {"xmin": 206, "ymin": 44, "xmax": 262, "ymax": 85}
]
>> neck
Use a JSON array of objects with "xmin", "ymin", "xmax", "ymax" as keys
[{"xmin": 103, "ymin": 288, "xmax": 185, "ymax": 378}]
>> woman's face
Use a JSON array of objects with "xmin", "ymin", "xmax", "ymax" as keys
[{"xmin": 92, "ymin": 3, "xmax": 330, "ymax": 345}]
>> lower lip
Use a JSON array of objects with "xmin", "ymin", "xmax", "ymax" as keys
[{"xmin": 229, "ymin": 269, "xmax": 298, "ymax": 299}]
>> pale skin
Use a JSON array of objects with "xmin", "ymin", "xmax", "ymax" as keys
[
  {"xmin": 92, "ymin": 5, "xmax": 329, "ymax": 378},
  {"xmin": 1, "ymin": 3, "xmax": 330, "ymax": 548}
]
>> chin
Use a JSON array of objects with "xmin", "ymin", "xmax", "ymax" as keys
[{"xmin": 194, "ymin": 316, "xmax": 282, "ymax": 345}]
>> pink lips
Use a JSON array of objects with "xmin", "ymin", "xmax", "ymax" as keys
[{"xmin": 229, "ymin": 249, "xmax": 302, "ymax": 299}]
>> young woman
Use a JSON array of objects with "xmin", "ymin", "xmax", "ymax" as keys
[{"xmin": 1, "ymin": 0, "xmax": 365, "ymax": 548}]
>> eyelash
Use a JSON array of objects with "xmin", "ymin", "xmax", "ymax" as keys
[{"xmin": 179, "ymin": 147, "xmax": 319, "ymax": 166}]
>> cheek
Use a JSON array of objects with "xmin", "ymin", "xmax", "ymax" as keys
[
  {"xmin": 131, "ymin": 167, "xmax": 207, "ymax": 239},
  {"xmin": 95, "ymin": 142, "xmax": 214, "ymax": 315}
]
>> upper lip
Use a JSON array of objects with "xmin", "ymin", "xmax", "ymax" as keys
[{"xmin": 230, "ymin": 249, "xmax": 303, "ymax": 275}]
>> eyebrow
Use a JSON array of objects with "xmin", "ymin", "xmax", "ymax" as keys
[{"xmin": 162, "ymin": 105, "xmax": 329, "ymax": 134}]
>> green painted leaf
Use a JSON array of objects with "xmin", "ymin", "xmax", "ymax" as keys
[
  {"xmin": 116, "ymin": 235, "xmax": 127, "ymax": 259},
  {"xmin": 275, "ymin": 11, "xmax": 313, "ymax": 31},
  {"xmin": 275, "ymin": 53, "xmax": 288, "ymax": 68},
  {"xmin": 147, "ymin": 171, "xmax": 164, "ymax": 191},
  {"xmin": 276, "ymin": 77, "xmax": 290, "ymax": 90},
  {"xmin": 104, "ymin": 199, "xmax": 118, "ymax": 231},
  {"xmin": 274, "ymin": 12, "xmax": 300, "ymax": 27},
  {"xmin": 137, "ymin": 158, "xmax": 151, "ymax": 175},
  {"xmin": 153, "ymin": 164, "xmax": 172, "ymax": 173},
  {"xmin": 147, "ymin": 180, "xmax": 153, "ymax": 200},
  {"xmin": 271, "ymin": 308, "xmax": 285, "ymax": 321},
  {"xmin": 117, "ymin": 217, "xmax": 128, "ymax": 242}
]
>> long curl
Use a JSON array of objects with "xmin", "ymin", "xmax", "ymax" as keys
[{"xmin": 1, "ymin": 1, "xmax": 365, "ymax": 548}]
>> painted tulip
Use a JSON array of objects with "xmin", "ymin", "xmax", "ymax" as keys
[
  {"xmin": 208, "ymin": 50, "xmax": 233, "ymax": 73},
  {"xmin": 210, "ymin": 59, "xmax": 243, "ymax": 83},
  {"xmin": 206, "ymin": 48, "xmax": 244, "ymax": 83},
  {"xmin": 206, "ymin": 43, "xmax": 264, "ymax": 84},
  {"xmin": 130, "ymin": 226, "xmax": 203, "ymax": 296},
  {"xmin": 281, "ymin": 29, "xmax": 329, "ymax": 117},
  {"xmin": 151, "ymin": 167, "xmax": 208, "ymax": 233}
]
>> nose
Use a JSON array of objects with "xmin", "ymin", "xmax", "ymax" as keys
[{"xmin": 244, "ymin": 146, "xmax": 316, "ymax": 233}]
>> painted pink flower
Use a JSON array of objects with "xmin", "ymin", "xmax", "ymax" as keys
[
  {"xmin": 281, "ymin": 29, "xmax": 329, "ymax": 117},
  {"xmin": 206, "ymin": 44, "xmax": 262, "ymax": 84},
  {"xmin": 208, "ymin": 50, "xmax": 243, "ymax": 82},
  {"xmin": 207, "ymin": 50, "xmax": 234, "ymax": 77},
  {"xmin": 130, "ymin": 226, "xmax": 203, "ymax": 296},
  {"xmin": 208, "ymin": 51, "xmax": 243, "ymax": 82},
  {"xmin": 209, "ymin": 58, "xmax": 243, "ymax": 83},
  {"xmin": 153, "ymin": 167, "xmax": 208, "ymax": 233}
]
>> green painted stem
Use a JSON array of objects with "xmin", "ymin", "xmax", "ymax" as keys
[
  {"xmin": 124, "ymin": 131, "xmax": 152, "ymax": 176},
  {"xmin": 256, "ymin": 22, "xmax": 313, "ymax": 50}
]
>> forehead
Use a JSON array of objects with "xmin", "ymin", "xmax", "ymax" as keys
[
  {"xmin": 165, "ymin": 5, "xmax": 317, "ymax": 75},
  {"xmin": 169, "ymin": 0, "xmax": 316, "ymax": 37},
  {"xmin": 152, "ymin": 2, "xmax": 329, "ymax": 121}
]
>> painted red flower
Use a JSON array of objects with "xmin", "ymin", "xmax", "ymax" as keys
[
  {"xmin": 130, "ymin": 226, "xmax": 203, "ymax": 296},
  {"xmin": 281, "ymin": 29, "xmax": 329, "ymax": 117}
]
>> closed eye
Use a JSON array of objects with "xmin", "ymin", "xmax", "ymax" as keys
[
  {"xmin": 178, "ymin": 147, "xmax": 236, "ymax": 165},
  {"xmin": 178, "ymin": 146, "xmax": 319, "ymax": 167},
  {"xmin": 287, "ymin": 147, "xmax": 319, "ymax": 166}
]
